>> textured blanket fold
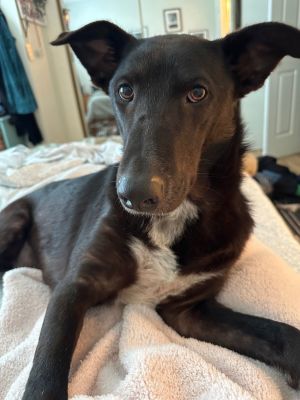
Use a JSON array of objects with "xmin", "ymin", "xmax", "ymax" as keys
[{"xmin": 0, "ymin": 236, "xmax": 300, "ymax": 400}]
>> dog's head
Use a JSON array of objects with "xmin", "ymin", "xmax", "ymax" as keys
[{"xmin": 52, "ymin": 22, "xmax": 300, "ymax": 215}]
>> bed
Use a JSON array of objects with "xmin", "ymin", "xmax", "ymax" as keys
[{"xmin": 0, "ymin": 139, "xmax": 299, "ymax": 400}]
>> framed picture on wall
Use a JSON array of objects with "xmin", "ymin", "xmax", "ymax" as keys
[
  {"xmin": 189, "ymin": 30, "xmax": 209, "ymax": 39},
  {"xmin": 163, "ymin": 8, "xmax": 182, "ymax": 33},
  {"xmin": 16, "ymin": 0, "xmax": 47, "ymax": 26}
]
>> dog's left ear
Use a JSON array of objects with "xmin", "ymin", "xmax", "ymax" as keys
[
  {"xmin": 221, "ymin": 22, "xmax": 300, "ymax": 97},
  {"xmin": 51, "ymin": 21, "xmax": 136, "ymax": 92}
]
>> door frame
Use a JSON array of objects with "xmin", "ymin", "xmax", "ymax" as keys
[
  {"xmin": 56, "ymin": 0, "xmax": 88, "ymax": 137},
  {"xmin": 262, "ymin": 0, "xmax": 300, "ymax": 156}
]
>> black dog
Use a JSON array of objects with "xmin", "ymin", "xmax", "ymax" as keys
[{"xmin": 0, "ymin": 21, "xmax": 300, "ymax": 400}]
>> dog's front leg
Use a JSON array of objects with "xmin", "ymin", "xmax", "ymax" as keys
[
  {"xmin": 22, "ymin": 278, "xmax": 98, "ymax": 400},
  {"xmin": 22, "ymin": 255, "xmax": 134, "ymax": 400},
  {"xmin": 158, "ymin": 298, "xmax": 300, "ymax": 388}
]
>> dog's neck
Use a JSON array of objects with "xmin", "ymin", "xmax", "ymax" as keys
[{"xmin": 149, "ymin": 200, "xmax": 198, "ymax": 247}]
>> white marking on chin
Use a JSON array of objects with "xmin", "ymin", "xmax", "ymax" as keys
[{"xmin": 149, "ymin": 200, "xmax": 198, "ymax": 247}]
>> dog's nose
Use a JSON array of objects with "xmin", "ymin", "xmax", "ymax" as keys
[{"xmin": 117, "ymin": 176, "xmax": 164, "ymax": 212}]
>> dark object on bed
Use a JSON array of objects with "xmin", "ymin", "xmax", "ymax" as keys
[
  {"xmin": 1, "ymin": 20, "xmax": 300, "ymax": 400},
  {"xmin": 255, "ymin": 155, "xmax": 300, "ymax": 202}
]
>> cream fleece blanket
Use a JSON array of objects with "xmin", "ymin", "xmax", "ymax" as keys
[
  {"xmin": 0, "ymin": 236, "xmax": 300, "ymax": 400},
  {"xmin": 0, "ymin": 142, "xmax": 300, "ymax": 399}
]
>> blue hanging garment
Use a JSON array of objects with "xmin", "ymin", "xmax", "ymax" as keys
[{"xmin": 0, "ymin": 10, "xmax": 37, "ymax": 114}]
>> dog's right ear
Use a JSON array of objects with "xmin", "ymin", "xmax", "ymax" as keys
[
  {"xmin": 51, "ymin": 21, "xmax": 136, "ymax": 93},
  {"xmin": 221, "ymin": 22, "xmax": 300, "ymax": 97}
]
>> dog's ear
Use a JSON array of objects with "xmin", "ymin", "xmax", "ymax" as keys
[
  {"xmin": 221, "ymin": 22, "xmax": 300, "ymax": 97},
  {"xmin": 51, "ymin": 21, "xmax": 136, "ymax": 92}
]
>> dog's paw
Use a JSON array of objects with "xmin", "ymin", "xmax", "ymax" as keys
[
  {"xmin": 282, "ymin": 324, "xmax": 300, "ymax": 390},
  {"xmin": 287, "ymin": 373, "xmax": 300, "ymax": 390},
  {"xmin": 22, "ymin": 384, "xmax": 68, "ymax": 400},
  {"xmin": 22, "ymin": 391, "xmax": 68, "ymax": 400}
]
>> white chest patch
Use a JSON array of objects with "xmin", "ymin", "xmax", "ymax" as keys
[{"xmin": 118, "ymin": 201, "xmax": 220, "ymax": 307}]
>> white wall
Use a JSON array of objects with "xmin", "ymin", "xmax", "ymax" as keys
[
  {"xmin": 1, "ymin": 0, "xmax": 84, "ymax": 143},
  {"xmin": 65, "ymin": 0, "xmax": 141, "ymax": 31},
  {"xmin": 140, "ymin": 0, "xmax": 218, "ymax": 38},
  {"xmin": 241, "ymin": 0, "xmax": 270, "ymax": 150},
  {"xmin": 63, "ymin": 0, "xmax": 218, "ymax": 94},
  {"xmin": 64, "ymin": 0, "xmax": 141, "ymax": 94}
]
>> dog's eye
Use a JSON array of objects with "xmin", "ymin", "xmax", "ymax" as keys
[
  {"xmin": 187, "ymin": 86, "xmax": 207, "ymax": 103},
  {"xmin": 118, "ymin": 84, "xmax": 134, "ymax": 101}
]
